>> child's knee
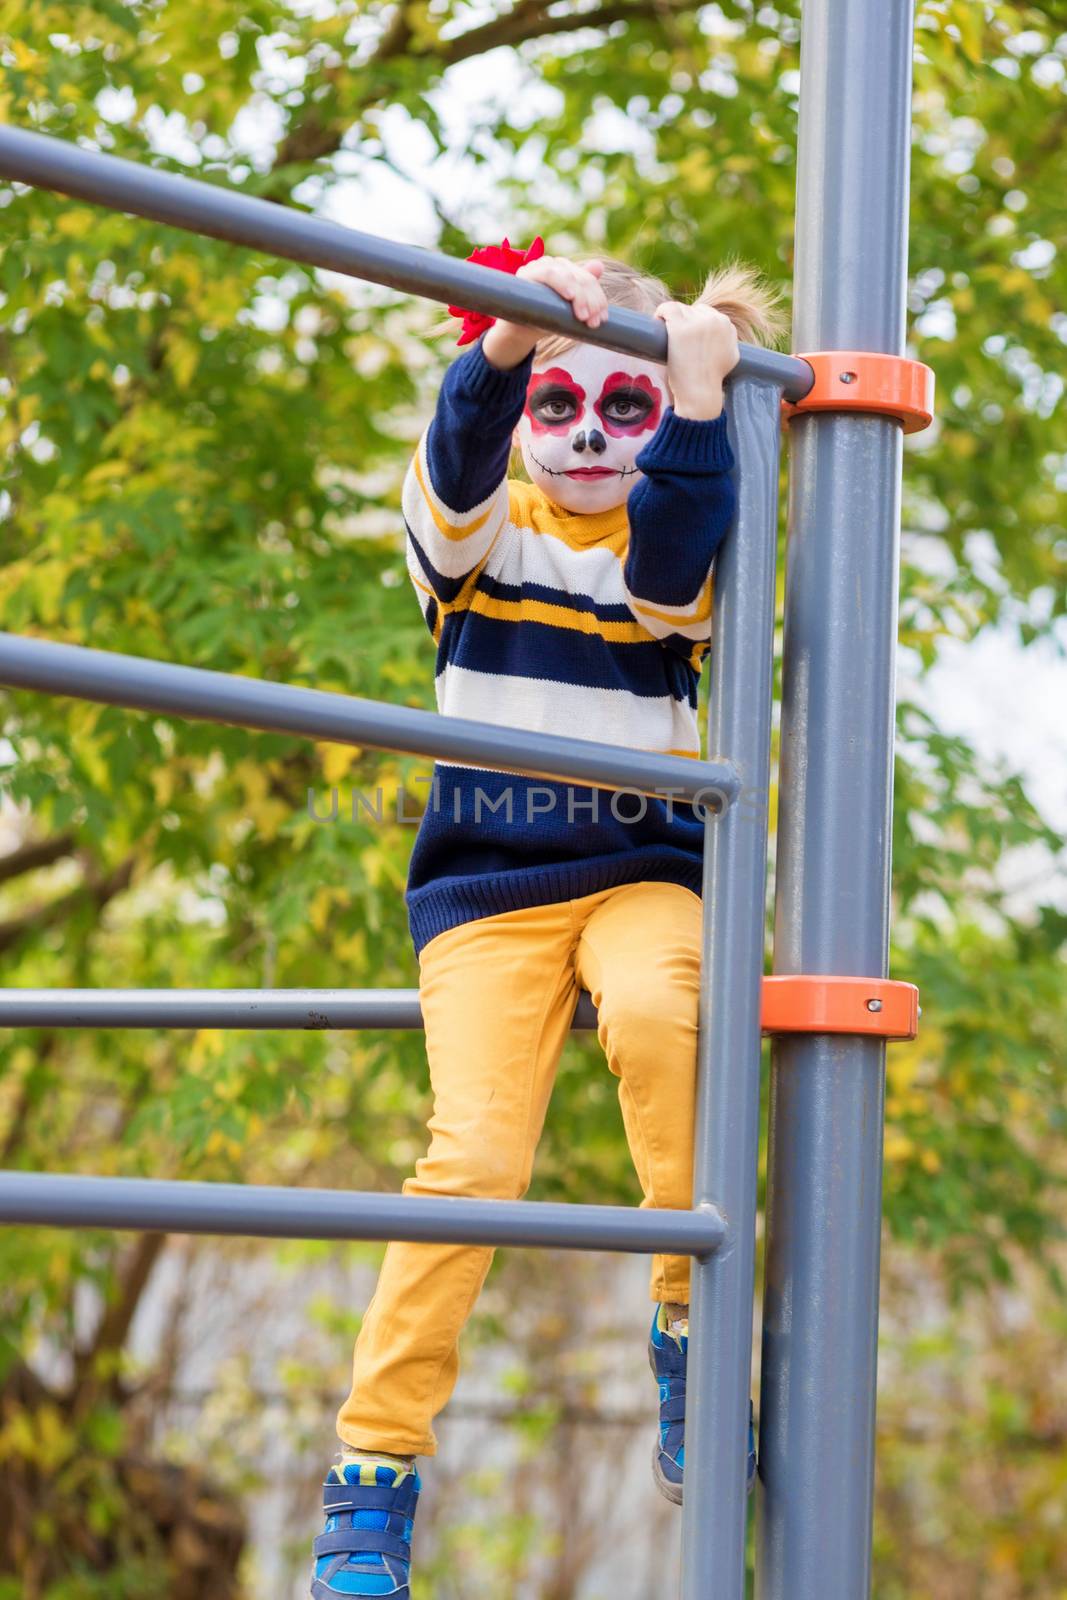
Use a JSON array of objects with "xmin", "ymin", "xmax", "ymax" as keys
[
  {"xmin": 597, "ymin": 983, "xmax": 699, "ymax": 1068},
  {"xmin": 409, "ymin": 1128, "xmax": 531, "ymax": 1202}
]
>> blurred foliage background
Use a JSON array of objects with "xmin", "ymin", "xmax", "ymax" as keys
[{"xmin": 0, "ymin": 0, "xmax": 1065, "ymax": 1594}]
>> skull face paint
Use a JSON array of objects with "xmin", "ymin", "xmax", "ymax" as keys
[{"xmin": 515, "ymin": 343, "xmax": 666, "ymax": 513}]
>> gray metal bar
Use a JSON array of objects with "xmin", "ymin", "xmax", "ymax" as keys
[
  {"xmin": 0, "ymin": 1172, "xmax": 725, "ymax": 1256},
  {"xmin": 758, "ymin": 4, "xmax": 916, "ymax": 1597},
  {"xmin": 680, "ymin": 378, "xmax": 781, "ymax": 1598},
  {"xmin": 0, "ymin": 124, "xmax": 814, "ymax": 400},
  {"xmin": 0, "ymin": 987, "xmax": 598, "ymax": 1031},
  {"xmin": 0, "ymin": 632, "xmax": 738, "ymax": 808}
]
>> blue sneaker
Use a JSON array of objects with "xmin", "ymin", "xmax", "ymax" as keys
[
  {"xmin": 648, "ymin": 1305, "xmax": 758, "ymax": 1504},
  {"xmin": 311, "ymin": 1459, "xmax": 420, "ymax": 1597}
]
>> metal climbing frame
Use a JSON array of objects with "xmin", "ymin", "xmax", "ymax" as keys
[{"xmin": 0, "ymin": 2, "xmax": 927, "ymax": 1593}]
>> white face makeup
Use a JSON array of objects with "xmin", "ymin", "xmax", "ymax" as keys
[{"xmin": 514, "ymin": 343, "xmax": 668, "ymax": 514}]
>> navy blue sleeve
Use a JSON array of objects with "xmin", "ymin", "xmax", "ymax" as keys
[
  {"xmin": 621, "ymin": 407, "xmax": 737, "ymax": 658},
  {"xmin": 402, "ymin": 333, "xmax": 535, "ymax": 623},
  {"xmin": 424, "ymin": 332, "xmax": 535, "ymax": 513}
]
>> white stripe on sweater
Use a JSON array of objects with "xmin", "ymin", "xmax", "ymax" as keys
[
  {"xmin": 475, "ymin": 518, "xmax": 712, "ymax": 641},
  {"xmin": 401, "ymin": 433, "xmax": 508, "ymax": 586},
  {"xmin": 433, "ymin": 663, "xmax": 700, "ymax": 761}
]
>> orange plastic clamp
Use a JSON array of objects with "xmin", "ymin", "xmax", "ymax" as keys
[
  {"xmin": 782, "ymin": 352, "xmax": 935, "ymax": 434},
  {"xmin": 760, "ymin": 976, "xmax": 919, "ymax": 1041}
]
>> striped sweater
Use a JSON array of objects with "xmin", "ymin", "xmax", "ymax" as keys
[{"xmin": 402, "ymin": 332, "xmax": 737, "ymax": 955}]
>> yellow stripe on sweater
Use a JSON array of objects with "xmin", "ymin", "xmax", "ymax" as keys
[
  {"xmin": 466, "ymin": 588, "xmax": 656, "ymax": 642},
  {"xmin": 628, "ymin": 576, "xmax": 714, "ymax": 628},
  {"xmin": 412, "ymin": 448, "xmax": 498, "ymax": 544}
]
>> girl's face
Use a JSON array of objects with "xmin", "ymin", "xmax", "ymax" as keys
[{"xmin": 514, "ymin": 343, "xmax": 668, "ymax": 514}]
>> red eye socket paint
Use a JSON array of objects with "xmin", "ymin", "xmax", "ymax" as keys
[
  {"xmin": 524, "ymin": 367, "xmax": 586, "ymax": 435},
  {"xmin": 594, "ymin": 371, "xmax": 663, "ymax": 438}
]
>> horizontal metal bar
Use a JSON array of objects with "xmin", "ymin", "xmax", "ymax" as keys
[
  {"xmin": 0, "ymin": 632, "xmax": 739, "ymax": 807},
  {"xmin": 0, "ymin": 124, "xmax": 814, "ymax": 401},
  {"xmin": 0, "ymin": 1172, "xmax": 726, "ymax": 1256},
  {"xmin": 0, "ymin": 987, "xmax": 601, "ymax": 1030}
]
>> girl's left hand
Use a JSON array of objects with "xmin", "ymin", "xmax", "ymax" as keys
[{"xmin": 654, "ymin": 302, "xmax": 740, "ymax": 420}]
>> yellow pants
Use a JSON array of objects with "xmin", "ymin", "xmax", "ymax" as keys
[{"xmin": 337, "ymin": 880, "xmax": 703, "ymax": 1458}]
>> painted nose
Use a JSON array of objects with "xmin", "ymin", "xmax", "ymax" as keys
[{"xmin": 573, "ymin": 428, "xmax": 607, "ymax": 455}]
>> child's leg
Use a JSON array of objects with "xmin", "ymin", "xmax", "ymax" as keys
[
  {"xmin": 337, "ymin": 900, "xmax": 580, "ymax": 1458},
  {"xmin": 574, "ymin": 881, "xmax": 703, "ymax": 1306}
]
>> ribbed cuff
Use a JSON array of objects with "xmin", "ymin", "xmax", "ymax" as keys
[
  {"xmin": 635, "ymin": 407, "xmax": 734, "ymax": 475},
  {"xmin": 456, "ymin": 333, "xmax": 535, "ymax": 407}
]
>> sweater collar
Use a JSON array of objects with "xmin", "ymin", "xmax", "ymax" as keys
[{"xmin": 528, "ymin": 483, "xmax": 631, "ymax": 543}]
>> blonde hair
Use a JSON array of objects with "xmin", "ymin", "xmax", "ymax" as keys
[{"xmin": 428, "ymin": 252, "xmax": 789, "ymax": 355}]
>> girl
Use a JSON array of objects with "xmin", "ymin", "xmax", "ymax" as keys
[{"xmin": 311, "ymin": 249, "xmax": 784, "ymax": 1599}]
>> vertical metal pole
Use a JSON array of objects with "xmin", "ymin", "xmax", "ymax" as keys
[
  {"xmin": 757, "ymin": 4, "xmax": 916, "ymax": 1598},
  {"xmin": 680, "ymin": 376, "xmax": 781, "ymax": 1600}
]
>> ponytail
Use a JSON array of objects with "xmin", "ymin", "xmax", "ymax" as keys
[{"xmin": 692, "ymin": 259, "xmax": 789, "ymax": 349}]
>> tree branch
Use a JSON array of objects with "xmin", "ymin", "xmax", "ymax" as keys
[
  {"xmin": 270, "ymin": 0, "xmax": 704, "ymax": 178},
  {"xmin": 372, "ymin": 0, "xmax": 416, "ymax": 62},
  {"xmin": 438, "ymin": 0, "xmax": 697, "ymax": 65},
  {"xmin": 0, "ymin": 852, "xmax": 137, "ymax": 955},
  {"xmin": 0, "ymin": 1032, "xmax": 59, "ymax": 1164},
  {"xmin": 0, "ymin": 831, "xmax": 79, "ymax": 886},
  {"xmin": 73, "ymin": 1231, "xmax": 168, "ymax": 1408}
]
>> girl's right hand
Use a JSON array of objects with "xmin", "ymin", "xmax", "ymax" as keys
[{"xmin": 482, "ymin": 256, "xmax": 608, "ymax": 370}]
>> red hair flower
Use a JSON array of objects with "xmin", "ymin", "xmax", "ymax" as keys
[{"xmin": 447, "ymin": 235, "xmax": 545, "ymax": 346}]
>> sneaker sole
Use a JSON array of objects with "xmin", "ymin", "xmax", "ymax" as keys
[{"xmin": 312, "ymin": 1582, "xmax": 409, "ymax": 1599}]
